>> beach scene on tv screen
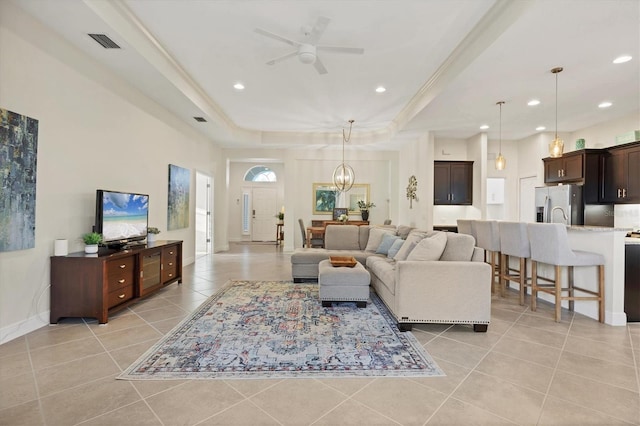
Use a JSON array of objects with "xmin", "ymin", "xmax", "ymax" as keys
[{"xmin": 103, "ymin": 192, "xmax": 148, "ymax": 241}]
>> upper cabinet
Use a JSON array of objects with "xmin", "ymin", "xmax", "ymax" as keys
[
  {"xmin": 434, "ymin": 161, "xmax": 473, "ymax": 205},
  {"xmin": 600, "ymin": 142, "xmax": 640, "ymax": 204},
  {"xmin": 543, "ymin": 149, "xmax": 601, "ymax": 203}
]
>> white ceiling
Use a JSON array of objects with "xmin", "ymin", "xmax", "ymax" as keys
[{"xmin": 13, "ymin": 0, "xmax": 640, "ymax": 149}]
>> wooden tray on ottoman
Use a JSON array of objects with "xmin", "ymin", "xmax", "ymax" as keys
[{"xmin": 329, "ymin": 256, "xmax": 357, "ymax": 267}]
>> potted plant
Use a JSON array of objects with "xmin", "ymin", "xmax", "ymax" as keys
[
  {"xmin": 338, "ymin": 213, "xmax": 349, "ymax": 223},
  {"xmin": 82, "ymin": 232, "xmax": 102, "ymax": 254},
  {"xmin": 147, "ymin": 227, "xmax": 161, "ymax": 243},
  {"xmin": 357, "ymin": 200, "xmax": 376, "ymax": 221}
]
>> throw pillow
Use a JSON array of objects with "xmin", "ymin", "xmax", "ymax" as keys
[
  {"xmin": 406, "ymin": 232, "xmax": 447, "ymax": 261},
  {"xmin": 387, "ymin": 238, "xmax": 405, "ymax": 259},
  {"xmin": 393, "ymin": 230, "xmax": 427, "ymax": 261},
  {"xmin": 364, "ymin": 227, "xmax": 395, "ymax": 252},
  {"xmin": 376, "ymin": 233, "xmax": 401, "ymax": 255},
  {"xmin": 396, "ymin": 225, "xmax": 414, "ymax": 240}
]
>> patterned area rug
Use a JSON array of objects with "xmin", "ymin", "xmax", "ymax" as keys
[{"xmin": 119, "ymin": 280, "xmax": 444, "ymax": 379}]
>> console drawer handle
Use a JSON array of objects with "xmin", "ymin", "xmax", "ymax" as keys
[
  {"xmin": 119, "ymin": 264, "xmax": 126, "ymax": 269},
  {"xmin": 168, "ymin": 273, "xmax": 173, "ymax": 277},
  {"xmin": 118, "ymin": 279, "xmax": 125, "ymax": 284},
  {"xmin": 168, "ymin": 262, "xmax": 173, "ymax": 266},
  {"xmin": 169, "ymin": 251, "xmax": 174, "ymax": 255},
  {"xmin": 118, "ymin": 293, "xmax": 126, "ymax": 299}
]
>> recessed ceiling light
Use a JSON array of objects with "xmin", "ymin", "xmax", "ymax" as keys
[
  {"xmin": 598, "ymin": 101, "xmax": 612, "ymax": 108},
  {"xmin": 233, "ymin": 82, "xmax": 245, "ymax": 90},
  {"xmin": 375, "ymin": 86, "xmax": 386, "ymax": 93},
  {"xmin": 613, "ymin": 55, "xmax": 632, "ymax": 64},
  {"xmin": 536, "ymin": 126, "xmax": 546, "ymax": 131},
  {"xmin": 480, "ymin": 125, "xmax": 489, "ymax": 130},
  {"xmin": 527, "ymin": 99, "xmax": 541, "ymax": 106}
]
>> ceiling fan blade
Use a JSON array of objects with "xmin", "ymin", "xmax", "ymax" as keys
[
  {"xmin": 317, "ymin": 46, "xmax": 365, "ymax": 55},
  {"xmin": 313, "ymin": 56, "xmax": 328, "ymax": 75},
  {"xmin": 308, "ymin": 16, "xmax": 330, "ymax": 44},
  {"xmin": 255, "ymin": 28, "xmax": 300, "ymax": 47},
  {"xmin": 266, "ymin": 51, "xmax": 298, "ymax": 65}
]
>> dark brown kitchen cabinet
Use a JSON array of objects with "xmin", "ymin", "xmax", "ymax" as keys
[
  {"xmin": 600, "ymin": 142, "xmax": 640, "ymax": 203},
  {"xmin": 625, "ymin": 243, "xmax": 640, "ymax": 322},
  {"xmin": 542, "ymin": 149, "xmax": 601, "ymax": 203},
  {"xmin": 434, "ymin": 161, "xmax": 473, "ymax": 205},
  {"xmin": 544, "ymin": 153, "xmax": 583, "ymax": 183}
]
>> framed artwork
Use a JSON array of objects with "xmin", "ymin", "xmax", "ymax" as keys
[
  {"xmin": 313, "ymin": 183, "xmax": 338, "ymax": 215},
  {"xmin": 332, "ymin": 207, "xmax": 348, "ymax": 220},
  {"xmin": 313, "ymin": 183, "xmax": 370, "ymax": 215},
  {"xmin": 168, "ymin": 164, "xmax": 190, "ymax": 230},
  {"xmin": 0, "ymin": 108, "xmax": 39, "ymax": 252}
]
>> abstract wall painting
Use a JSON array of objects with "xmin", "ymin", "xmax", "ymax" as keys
[
  {"xmin": 168, "ymin": 164, "xmax": 190, "ymax": 230},
  {"xmin": 0, "ymin": 108, "xmax": 39, "ymax": 252}
]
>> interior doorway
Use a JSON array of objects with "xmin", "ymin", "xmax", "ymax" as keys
[
  {"xmin": 195, "ymin": 172, "xmax": 212, "ymax": 257},
  {"xmin": 519, "ymin": 175, "xmax": 537, "ymax": 222}
]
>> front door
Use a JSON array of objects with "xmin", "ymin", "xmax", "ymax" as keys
[{"xmin": 252, "ymin": 188, "xmax": 277, "ymax": 241}]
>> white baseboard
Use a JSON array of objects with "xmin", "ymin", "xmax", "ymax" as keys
[{"xmin": 0, "ymin": 311, "xmax": 49, "ymax": 345}]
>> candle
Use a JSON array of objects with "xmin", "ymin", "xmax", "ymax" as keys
[{"xmin": 280, "ymin": 205, "xmax": 285, "ymax": 214}]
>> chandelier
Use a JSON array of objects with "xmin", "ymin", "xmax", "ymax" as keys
[
  {"xmin": 333, "ymin": 119, "xmax": 355, "ymax": 192},
  {"xmin": 495, "ymin": 101, "xmax": 506, "ymax": 170},
  {"xmin": 549, "ymin": 67, "xmax": 564, "ymax": 158}
]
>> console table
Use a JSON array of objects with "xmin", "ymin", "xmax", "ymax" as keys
[{"xmin": 50, "ymin": 240, "xmax": 182, "ymax": 324}]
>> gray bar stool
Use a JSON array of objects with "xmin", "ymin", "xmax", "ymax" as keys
[
  {"xmin": 456, "ymin": 219, "xmax": 477, "ymax": 242},
  {"xmin": 474, "ymin": 220, "xmax": 501, "ymax": 295},
  {"xmin": 498, "ymin": 221, "xmax": 531, "ymax": 305},
  {"xmin": 527, "ymin": 223, "xmax": 604, "ymax": 323}
]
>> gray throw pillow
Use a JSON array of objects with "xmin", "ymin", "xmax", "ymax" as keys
[
  {"xmin": 376, "ymin": 233, "xmax": 400, "ymax": 255},
  {"xmin": 440, "ymin": 233, "xmax": 475, "ymax": 261},
  {"xmin": 387, "ymin": 238, "xmax": 405, "ymax": 259},
  {"xmin": 365, "ymin": 227, "xmax": 395, "ymax": 252},
  {"xmin": 406, "ymin": 232, "xmax": 447, "ymax": 261},
  {"xmin": 393, "ymin": 231, "xmax": 425, "ymax": 261}
]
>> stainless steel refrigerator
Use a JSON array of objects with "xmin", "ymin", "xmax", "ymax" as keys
[{"xmin": 535, "ymin": 184, "xmax": 614, "ymax": 226}]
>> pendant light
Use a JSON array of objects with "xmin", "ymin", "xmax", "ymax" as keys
[
  {"xmin": 332, "ymin": 119, "xmax": 355, "ymax": 192},
  {"xmin": 495, "ymin": 101, "xmax": 506, "ymax": 170},
  {"xmin": 549, "ymin": 67, "xmax": 564, "ymax": 158}
]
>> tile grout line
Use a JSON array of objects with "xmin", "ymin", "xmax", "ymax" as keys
[
  {"xmin": 422, "ymin": 294, "xmax": 533, "ymax": 425},
  {"xmin": 24, "ymin": 333, "xmax": 46, "ymax": 426}
]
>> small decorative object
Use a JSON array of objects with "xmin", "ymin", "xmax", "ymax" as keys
[
  {"xmin": 338, "ymin": 213, "xmax": 349, "ymax": 223},
  {"xmin": 575, "ymin": 138, "xmax": 585, "ymax": 149},
  {"xmin": 329, "ymin": 255, "xmax": 357, "ymax": 267},
  {"xmin": 406, "ymin": 175, "xmax": 418, "ymax": 208},
  {"xmin": 54, "ymin": 239, "xmax": 68, "ymax": 256},
  {"xmin": 147, "ymin": 227, "xmax": 160, "ymax": 243},
  {"xmin": 276, "ymin": 206, "xmax": 284, "ymax": 224},
  {"xmin": 82, "ymin": 232, "xmax": 102, "ymax": 254},
  {"xmin": 357, "ymin": 200, "xmax": 375, "ymax": 221}
]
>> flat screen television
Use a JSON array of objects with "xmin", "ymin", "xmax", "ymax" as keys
[{"xmin": 95, "ymin": 189, "xmax": 149, "ymax": 248}]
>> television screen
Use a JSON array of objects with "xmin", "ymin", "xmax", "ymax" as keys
[{"xmin": 96, "ymin": 190, "xmax": 149, "ymax": 244}]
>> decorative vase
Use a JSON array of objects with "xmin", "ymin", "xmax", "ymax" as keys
[
  {"xmin": 147, "ymin": 233, "xmax": 157, "ymax": 243},
  {"xmin": 84, "ymin": 244, "xmax": 98, "ymax": 254},
  {"xmin": 361, "ymin": 210, "xmax": 369, "ymax": 221}
]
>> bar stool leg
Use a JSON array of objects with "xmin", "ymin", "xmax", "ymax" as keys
[
  {"xmin": 568, "ymin": 266, "xmax": 575, "ymax": 312},
  {"xmin": 555, "ymin": 265, "xmax": 562, "ymax": 322},
  {"xmin": 531, "ymin": 260, "xmax": 538, "ymax": 312},
  {"xmin": 519, "ymin": 257, "xmax": 526, "ymax": 306},
  {"xmin": 599, "ymin": 265, "xmax": 605, "ymax": 323}
]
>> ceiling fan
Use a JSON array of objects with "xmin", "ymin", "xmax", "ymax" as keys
[{"xmin": 255, "ymin": 17, "xmax": 364, "ymax": 75}]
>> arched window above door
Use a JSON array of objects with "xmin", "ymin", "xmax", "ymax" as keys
[{"xmin": 244, "ymin": 166, "xmax": 277, "ymax": 182}]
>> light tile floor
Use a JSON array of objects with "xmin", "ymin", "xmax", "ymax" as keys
[{"xmin": 1, "ymin": 243, "xmax": 639, "ymax": 425}]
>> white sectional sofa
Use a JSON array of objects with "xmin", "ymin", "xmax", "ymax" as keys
[{"xmin": 291, "ymin": 224, "xmax": 492, "ymax": 332}]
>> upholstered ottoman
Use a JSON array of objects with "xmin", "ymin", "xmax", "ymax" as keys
[{"xmin": 318, "ymin": 259, "xmax": 371, "ymax": 308}]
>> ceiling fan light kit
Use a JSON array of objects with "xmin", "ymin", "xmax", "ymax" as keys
[{"xmin": 255, "ymin": 16, "xmax": 364, "ymax": 75}]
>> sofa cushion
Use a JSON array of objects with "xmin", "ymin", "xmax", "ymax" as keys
[
  {"xmin": 325, "ymin": 225, "xmax": 360, "ymax": 250},
  {"xmin": 393, "ymin": 232, "xmax": 425, "ymax": 261},
  {"xmin": 376, "ymin": 234, "xmax": 401, "ymax": 255},
  {"xmin": 396, "ymin": 225, "xmax": 414, "ymax": 239},
  {"xmin": 366, "ymin": 256, "xmax": 396, "ymax": 295},
  {"xmin": 407, "ymin": 232, "xmax": 447, "ymax": 261},
  {"xmin": 387, "ymin": 238, "xmax": 405, "ymax": 259},
  {"xmin": 440, "ymin": 233, "xmax": 476, "ymax": 261},
  {"xmin": 358, "ymin": 226, "xmax": 371, "ymax": 250},
  {"xmin": 365, "ymin": 227, "xmax": 395, "ymax": 252}
]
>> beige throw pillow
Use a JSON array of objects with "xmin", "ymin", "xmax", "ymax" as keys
[
  {"xmin": 393, "ymin": 232, "xmax": 425, "ymax": 261},
  {"xmin": 406, "ymin": 232, "xmax": 447, "ymax": 261}
]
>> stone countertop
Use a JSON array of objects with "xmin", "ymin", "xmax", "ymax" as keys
[
  {"xmin": 567, "ymin": 225, "xmax": 632, "ymax": 232},
  {"xmin": 626, "ymin": 237, "xmax": 640, "ymax": 245}
]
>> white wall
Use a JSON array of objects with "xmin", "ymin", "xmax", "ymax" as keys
[
  {"xmin": 569, "ymin": 113, "xmax": 640, "ymax": 150},
  {"xmin": 0, "ymin": 2, "xmax": 222, "ymax": 343}
]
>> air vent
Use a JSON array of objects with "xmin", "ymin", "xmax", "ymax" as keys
[
  {"xmin": 88, "ymin": 34, "xmax": 120, "ymax": 49},
  {"xmin": 193, "ymin": 117, "xmax": 207, "ymax": 122}
]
